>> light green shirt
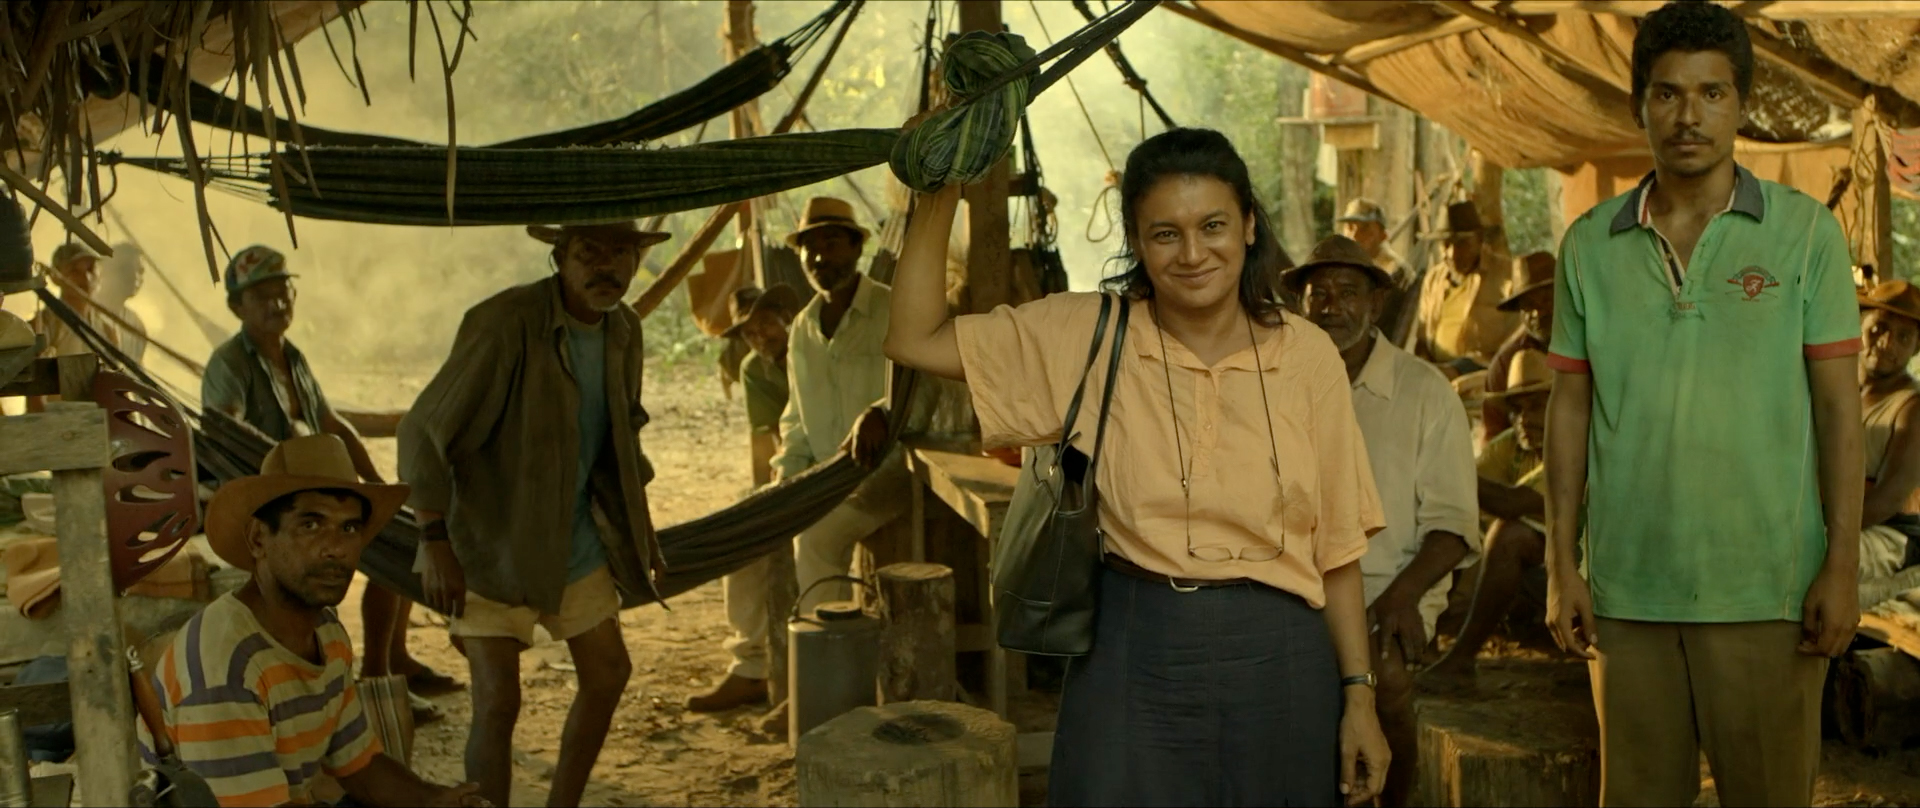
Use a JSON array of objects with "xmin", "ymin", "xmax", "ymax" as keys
[
  {"xmin": 771, "ymin": 276, "xmax": 891, "ymax": 482},
  {"xmin": 1550, "ymin": 164, "xmax": 1861, "ymax": 623},
  {"xmin": 741, "ymin": 351, "xmax": 789, "ymax": 436}
]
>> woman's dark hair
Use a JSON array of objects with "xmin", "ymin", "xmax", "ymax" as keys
[
  {"xmin": 1099, "ymin": 128, "xmax": 1294, "ymax": 327},
  {"xmin": 1631, "ymin": 0, "xmax": 1753, "ymax": 108}
]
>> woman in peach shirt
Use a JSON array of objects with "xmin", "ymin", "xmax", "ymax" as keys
[{"xmin": 886, "ymin": 128, "xmax": 1390, "ymax": 806}]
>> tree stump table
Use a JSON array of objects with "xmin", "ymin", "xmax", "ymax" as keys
[
  {"xmin": 796, "ymin": 700, "xmax": 1016, "ymax": 807},
  {"xmin": 1415, "ymin": 680, "xmax": 1600, "ymax": 806}
]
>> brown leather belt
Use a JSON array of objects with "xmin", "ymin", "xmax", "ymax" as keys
[{"xmin": 1103, "ymin": 554, "xmax": 1255, "ymax": 590}]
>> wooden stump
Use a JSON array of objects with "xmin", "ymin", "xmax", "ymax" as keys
[
  {"xmin": 766, "ymin": 548, "xmax": 799, "ymax": 709},
  {"xmin": 877, "ymin": 563, "xmax": 956, "ymax": 704},
  {"xmin": 1833, "ymin": 648, "xmax": 1920, "ymax": 751},
  {"xmin": 796, "ymin": 700, "xmax": 1016, "ymax": 807},
  {"xmin": 1416, "ymin": 697, "xmax": 1599, "ymax": 807}
]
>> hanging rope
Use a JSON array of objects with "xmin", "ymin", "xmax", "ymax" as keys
[{"xmin": 1070, "ymin": 0, "xmax": 1175, "ymax": 130}]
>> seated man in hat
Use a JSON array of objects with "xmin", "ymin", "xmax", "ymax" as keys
[
  {"xmin": 1339, "ymin": 198, "xmax": 1418, "ymax": 345},
  {"xmin": 1856, "ymin": 281, "xmax": 1920, "ymax": 584},
  {"xmin": 691, "ymin": 283, "xmax": 802, "ymax": 712},
  {"xmin": 202, "ymin": 246, "xmax": 453, "ymax": 724},
  {"xmin": 1480, "ymin": 251, "xmax": 1556, "ymax": 443},
  {"xmin": 142, "ymin": 434, "xmax": 485, "ymax": 807},
  {"xmin": 1412, "ymin": 201, "xmax": 1517, "ymax": 377},
  {"xmin": 686, "ymin": 197, "xmax": 903, "ymax": 726},
  {"xmin": 1424, "ymin": 350, "xmax": 1552, "ymax": 689},
  {"xmin": 400, "ymin": 219, "xmax": 672, "ymax": 808},
  {"xmin": 1292, "ymin": 235, "xmax": 1480, "ymax": 807}
]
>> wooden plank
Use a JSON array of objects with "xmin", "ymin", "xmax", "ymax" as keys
[
  {"xmin": 1337, "ymin": 16, "xmax": 1487, "ymax": 66},
  {"xmin": 0, "ymin": 408, "xmax": 109, "ymax": 476},
  {"xmin": 52, "ymin": 461, "xmax": 139, "ymax": 806},
  {"xmin": 56, "ymin": 354, "xmax": 97, "ymax": 402},
  {"xmin": 912, "ymin": 448, "xmax": 1016, "ymax": 542},
  {"xmin": 0, "ymin": 357, "xmax": 60, "ymax": 398},
  {"xmin": 0, "ymin": 681, "xmax": 72, "ymax": 728}
]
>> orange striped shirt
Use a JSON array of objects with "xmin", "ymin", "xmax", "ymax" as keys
[{"xmin": 138, "ymin": 593, "xmax": 381, "ymax": 806}]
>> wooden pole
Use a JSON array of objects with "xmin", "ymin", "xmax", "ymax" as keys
[
  {"xmin": 876, "ymin": 563, "xmax": 957, "ymax": 704},
  {"xmin": 725, "ymin": 0, "xmax": 767, "ymax": 286},
  {"xmin": 959, "ymin": 1, "xmax": 1012, "ymax": 314}
]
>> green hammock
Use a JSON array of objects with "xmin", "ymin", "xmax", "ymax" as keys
[{"xmin": 106, "ymin": 0, "xmax": 1159, "ymax": 226}]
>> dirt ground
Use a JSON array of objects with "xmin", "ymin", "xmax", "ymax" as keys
[{"xmin": 315, "ymin": 360, "xmax": 1920, "ymax": 807}]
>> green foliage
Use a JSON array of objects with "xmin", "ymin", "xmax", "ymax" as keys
[
  {"xmin": 1503, "ymin": 168, "xmax": 1555, "ymax": 258},
  {"xmin": 1894, "ymin": 197, "xmax": 1920, "ymax": 281}
]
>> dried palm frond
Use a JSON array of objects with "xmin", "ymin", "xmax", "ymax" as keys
[{"xmin": 0, "ymin": 0, "xmax": 468, "ymax": 279}]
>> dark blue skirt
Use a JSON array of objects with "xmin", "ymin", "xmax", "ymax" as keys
[{"xmin": 1049, "ymin": 567, "xmax": 1342, "ymax": 807}]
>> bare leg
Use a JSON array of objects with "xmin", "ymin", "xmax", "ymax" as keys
[
  {"xmin": 549, "ymin": 619, "xmax": 631, "ymax": 807},
  {"xmin": 387, "ymin": 599, "xmax": 426, "ymax": 675},
  {"xmin": 1426, "ymin": 520, "xmax": 1544, "ymax": 685},
  {"xmin": 360, "ymin": 584, "xmax": 402, "ymax": 676},
  {"xmin": 1374, "ymin": 632, "xmax": 1418, "ymax": 807},
  {"xmin": 464, "ymin": 637, "xmax": 526, "ymax": 808}
]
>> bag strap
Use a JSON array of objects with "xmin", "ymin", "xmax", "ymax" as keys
[
  {"xmin": 1085, "ymin": 296, "xmax": 1130, "ymax": 469},
  {"xmin": 1053, "ymin": 294, "xmax": 1114, "ymax": 454}
]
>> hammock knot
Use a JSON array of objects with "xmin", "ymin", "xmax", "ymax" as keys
[{"xmin": 889, "ymin": 31, "xmax": 1037, "ymax": 193}]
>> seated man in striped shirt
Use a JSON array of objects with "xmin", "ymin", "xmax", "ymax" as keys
[{"xmin": 140, "ymin": 435, "xmax": 485, "ymax": 807}]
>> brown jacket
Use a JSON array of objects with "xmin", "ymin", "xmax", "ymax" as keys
[{"xmin": 398, "ymin": 276, "xmax": 664, "ymax": 613}]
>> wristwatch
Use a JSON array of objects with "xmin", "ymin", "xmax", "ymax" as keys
[{"xmin": 1341, "ymin": 672, "xmax": 1378, "ymax": 689}]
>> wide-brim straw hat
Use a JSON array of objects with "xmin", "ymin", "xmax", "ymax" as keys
[
  {"xmin": 786, "ymin": 196, "xmax": 872, "ymax": 247},
  {"xmin": 1280, "ymin": 235, "xmax": 1395, "ymax": 294},
  {"xmin": 204, "ymin": 435, "xmax": 410, "ymax": 572},
  {"xmin": 526, "ymin": 220, "xmax": 671, "ymax": 249},
  {"xmin": 1497, "ymin": 251, "xmax": 1558, "ymax": 311},
  {"xmin": 721, "ymin": 284, "xmax": 803, "ymax": 338},
  {"xmin": 1337, "ymin": 198, "xmax": 1386, "ymax": 225},
  {"xmin": 1859, "ymin": 279, "xmax": 1920, "ymax": 325},
  {"xmin": 1487, "ymin": 349, "xmax": 1554, "ymax": 401}
]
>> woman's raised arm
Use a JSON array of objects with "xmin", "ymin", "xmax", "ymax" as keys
[{"xmin": 884, "ymin": 183, "xmax": 967, "ymax": 381}]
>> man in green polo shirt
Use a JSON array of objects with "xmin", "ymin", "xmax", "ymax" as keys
[{"xmin": 1544, "ymin": 3, "xmax": 1862, "ymax": 805}]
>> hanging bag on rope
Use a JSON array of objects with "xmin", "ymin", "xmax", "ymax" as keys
[{"xmin": 994, "ymin": 294, "xmax": 1128, "ymax": 656}]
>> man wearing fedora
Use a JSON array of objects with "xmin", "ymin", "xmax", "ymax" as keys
[
  {"xmin": 202, "ymin": 245, "xmax": 452, "ymax": 722},
  {"xmin": 1339, "ymin": 198, "xmax": 1419, "ymax": 345},
  {"xmin": 689, "ymin": 283, "xmax": 802, "ymax": 713},
  {"xmin": 1480, "ymin": 251, "xmax": 1556, "ymax": 442},
  {"xmin": 1426, "ymin": 349, "xmax": 1554, "ymax": 690},
  {"xmin": 1857, "ymin": 280, "xmax": 1920, "ymax": 583},
  {"xmin": 687, "ymin": 197, "xmax": 903, "ymax": 721},
  {"xmin": 1412, "ymin": 200, "xmax": 1516, "ymax": 377},
  {"xmin": 1291, "ymin": 235, "xmax": 1479, "ymax": 807},
  {"xmin": 148, "ymin": 434, "xmax": 487, "ymax": 807},
  {"xmin": 399, "ymin": 219, "xmax": 671, "ymax": 807}
]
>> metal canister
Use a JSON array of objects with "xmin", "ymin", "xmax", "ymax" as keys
[
  {"xmin": 0, "ymin": 709, "xmax": 32, "ymax": 808},
  {"xmin": 788, "ymin": 597, "xmax": 883, "ymax": 747}
]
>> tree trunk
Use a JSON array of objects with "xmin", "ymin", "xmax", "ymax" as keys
[
  {"xmin": 1416, "ymin": 698, "xmax": 1598, "ymax": 807},
  {"xmin": 1832, "ymin": 647, "xmax": 1920, "ymax": 751},
  {"xmin": 877, "ymin": 563, "xmax": 957, "ymax": 704},
  {"xmin": 796, "ymin": 700, "xmax": 1016, "ymax": 807},
  {"xmin": 766, "ymin": 548, "xmax": 798, "ymax": 708}
]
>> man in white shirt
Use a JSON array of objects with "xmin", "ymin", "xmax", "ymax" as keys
[
  {"xmin": 1288, "ymin": 235, "xmax": 1480, "ymax": 808},
  {"xmin": 688, "ymin": 197, "xmax": 905, "ymax": 717}
]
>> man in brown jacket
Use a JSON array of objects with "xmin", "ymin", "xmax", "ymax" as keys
[{"xmin": 399, "ymin": 220, "xmax": 671, "ymax": 808}]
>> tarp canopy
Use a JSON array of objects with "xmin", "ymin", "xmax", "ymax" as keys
[{"xmin": 1181, "ymin": 0, "xmax": 1920, "ymax": 170}]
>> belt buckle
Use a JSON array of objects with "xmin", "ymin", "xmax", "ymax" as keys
[{"xmin": 1169, "ymin": 576, "xmax": 1200, "ymax": 593}]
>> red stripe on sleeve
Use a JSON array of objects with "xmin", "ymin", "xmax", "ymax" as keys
[
  {"xmin": 1546, "ymin": 353, "xmax": 1591, "ymax": 374},
  {"xmin": 1804, "ymin": 338, "xmax": 1862, "ymax": 360}
]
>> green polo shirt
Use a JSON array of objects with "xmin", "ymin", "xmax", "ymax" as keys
[{"xmin": 1549, "ymin": 164, "xmax": 1861, "ymax": 623}]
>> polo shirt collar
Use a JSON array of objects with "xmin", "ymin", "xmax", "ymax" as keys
[
  {"xmin": 1610, "ymin": 162, "xmax": 1764, "ymax": 235},
  {"xmin": 1351, "ymin": 330, "xmax": 1397, "ymax": 400}
]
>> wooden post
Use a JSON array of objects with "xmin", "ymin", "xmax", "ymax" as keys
[
  {"xmin": 766, "ymin": 547, "xmax": 798, "ymax": 712},
  {"xmin": 960, "ymin": 0, "xmax": 1012, "ymax": 314},
  {"xmin": 796, "ymin": 700, "xmax": 1017, "ymax": 807},
  {"xmin": 725, "ymin": 0, "xmax": 767, "ymax": 286},
  {"xmin": 1369, "ymin": 97, "xmax": 1418, "ymax": 263},
  {"xmin": 1468, "ymin": 149, "xmax": 1510, "ymax": 259},
  {"xmin": 877, "ymin": 563, "xmax": 957, "ymax": 704}
]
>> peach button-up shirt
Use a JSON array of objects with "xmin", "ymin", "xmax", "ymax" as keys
[{"xmin": 953, "ymin": 292, "xmax": 1385, "ymax": 608}]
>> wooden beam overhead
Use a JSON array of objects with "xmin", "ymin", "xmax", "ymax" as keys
[
  {"xmin": 1161, "ymin": 2, "xmax": 1404, "ymax": 106},
  {"xmin": 1432, "ymin": 0, "xmax": 1629, "ymax": 93},
  {"xmin": 1336, "ymin": 16, "xmax": 1487, "ymax": 66},
  {"xmin": 1742, "ymin": 21, "xmax": 1867, "ymax": 108},
  {"xmin": 1500, "ymin": 1, "xmax": 1920, "ymax": 19}
]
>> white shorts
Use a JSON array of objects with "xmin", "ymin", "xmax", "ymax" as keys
[{"xmin": 449, "ymin": 566, "xmax": 620, "ymax": 646}]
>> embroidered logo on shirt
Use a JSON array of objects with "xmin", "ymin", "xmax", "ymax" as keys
[{"xmin": 1727, "ymin": 266, "xmax": 1779, "ymax": 300}]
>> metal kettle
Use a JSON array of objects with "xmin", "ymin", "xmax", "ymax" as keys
[{"xmin": 788, "ymin": 574, "xmax": 882, "ymax": 747}]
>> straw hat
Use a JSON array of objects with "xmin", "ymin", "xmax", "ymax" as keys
[
  {"xmin": 1337, "ymin": 198, "xmax": 1386, "ymax": 225},
  {"xmin": 1859, "ymin": 279, "xmax": 1920, "ymax": 326},
  {"xmin": 1497, "ymin": 251, "xmax": 1557, "ymax": 311},
  {"xmin": 204, "ymin": 435, "xmax": 409, "ymax": 572},
  {"xmin": 526, "ymin": 220, "xmax": 671, "ymax": 249},
  {"xmin": 721, "ymin": 284, "xmax": 802, "ymax": 338},
  {"xmin": 786, "ymin": 197, "xmax": 871, "ymax": 247},
  {"xmin": 1421, "ymin": 201, "xmax": 1484, "ymax": 240},
  {"xmin": 1488, "ymin": 350, "xmax": 1554, "ymax": 400},
  {"xmin": 1281, "ymin": 235, "xmax": 1395, "ymax": 295}
]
